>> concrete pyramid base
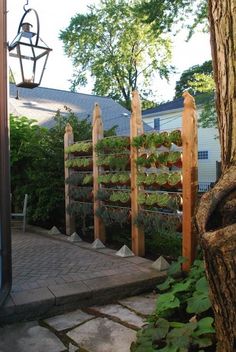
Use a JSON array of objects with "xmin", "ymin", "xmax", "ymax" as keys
[
  {"xmin": 68, "ymin": 232, "xmax": 82, "ymax": 242},
  {"xmin": 48, "ymin": 226, "xmax": 61, "ymax": 235},
  {"xmin": 152, "ymin": 256, "xmax": 170, "ymax": 271},
  {"xmin": 116, "ymin": 245, "xmax": 134, "ymax": 258},
  {"xmin": 91, "ymin": 239, "xmax": 106, "ymax": 249}
]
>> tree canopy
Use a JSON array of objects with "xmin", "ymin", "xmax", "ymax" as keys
[{"xmin": 60, "ymin": 0, "xmax": 173, "ymax": 109}]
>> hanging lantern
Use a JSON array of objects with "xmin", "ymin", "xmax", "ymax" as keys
[{"xmin": 8, "ymin": 7, "xmax": 52, "ymax": 88}]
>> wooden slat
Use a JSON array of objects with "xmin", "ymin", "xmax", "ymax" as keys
[
  {"xmin": 64, "ymin": 123, "xmax": 75, "ymax": 236},
  {"xmin": 130, "ymin": 91, "xmax": 145, "ymax": 256},
  {"xmin": 182, "ymin": 91, "xmax": 198, "ymax": 270},
  {"xmin": 92, "ymin": 103, "xmax": 106, "ymax": 242}
]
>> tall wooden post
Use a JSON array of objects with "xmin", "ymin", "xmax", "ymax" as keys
[
  {"xmin": 182, "ymin": 91, "xmax": 198, "ymax": 270},
  {"xmin": 64, "ymin": 123, "xmax": 75, "ymax": 236},
  {"xmin": 130, "ymin": 91, "xmax": 145, "ymax": 256},
  {"xmin": 0, "ymin": 0, "xmax": 12, "ymax": 305},
  {"xmin": 92, "ymin": 103, "xmax": 106, "ymax": 242}
]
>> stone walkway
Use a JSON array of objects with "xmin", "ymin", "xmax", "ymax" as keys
[
  {"xmin": 0, "ymin": 292, "xmax": 156, "ymax": 352},
  {"xmin": 0, "ymin": 228, "xmax": 165, "ymax": 324}
]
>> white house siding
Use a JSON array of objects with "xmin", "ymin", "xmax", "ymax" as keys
[{"xmin": 142, "ymin": 107, "xmax": 221, "ymax": 188}]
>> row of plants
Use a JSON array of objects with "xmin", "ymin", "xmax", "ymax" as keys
[
  {"xmin": 96, "ymin": 154, "xmax": 130, "ymax": 171},
  {"xmin": 65, "ymin": 157, "xmax": 93, "ymax": 171},
  {"xmin": 97, "ymin": 172, "xmax": 130, "ymax": 186},
  {"xmin": 65, "ymin": 141, "xmax": 93, "ymax": 156},
  {"xmin": 95, "ymin": 205, "xmax": 130, "ymax": 227},
  {"xmin": 136, "ymin": 151, "xmax": 182, "ymax": 169},
  {"xmin": 132, "ymin": 130, "xmax": 182, "ymax": 149},
  {"xmin": 138, "ymin": 192, "xmax": 182, "ymax": 210},
  {"xmin": 95, "ymin": 136, "xmax": 130, "ymax": 154},
  {"xmin": 96, "ymin": 189, "xmax": 131, "ymax": 205},
  {"xmin": 131, "ymin": 258, "xmax": 215, "ymax": 352},
  {"xmin": 137, "ymin": 172, "xmax": 182, "ymax": 189},
  {"xmin": 69, "ymin": 187, "xmax": 93, "ymax": 202},
  {"xmin": 66, "ymin": 173, "xmax": 93, "ymax": 186},
  {"xmin": 134, "ymin": 210, "xmax": 182, "ymax": 233}
]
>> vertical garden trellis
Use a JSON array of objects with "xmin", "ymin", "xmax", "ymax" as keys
[{"xmin": 64, "ymin": 91, "xmax": 198, "ymax": 268}]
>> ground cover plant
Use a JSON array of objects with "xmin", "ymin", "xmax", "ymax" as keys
[{"xmin": 131, "ymin": 258, "xmax": 216, "ymax": 352}]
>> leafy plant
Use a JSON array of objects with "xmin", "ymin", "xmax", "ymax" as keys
[
  {"xmin": 96, "ymin": 188, "xmax": 111, "ymax": 201},
  {"xmin": 95, "ymin": 136, "xmax": 130, "ymax": 154},
  {"xmin": 132, "ymin": 134, "xmax": 147, "ymax": 149},
  {"xmin": 65, "ymin": 157, "xmax": 93, "ymax": 170},
  {"xmin": 169, "ymin": 130, "xmax": 182, "ymax": 147},
  {"xmin": 132, "ymin": 259, "xmax": 215, "ymax": 352},
  {"xmin": 69, "ymin": 187, "xmax": 93, "ymax": 202},
  {"xmin": 95, "ymin": 206, "xmax": 130, "ymax": 227},
  {"xmin": 156, "ymin": 172, "xmax": 169, "ymax": 186},
  {"xmin": 167, "ymin": 151, "xmax": 182, "ymax": 167},
  {"xmin": 109, "ymin": 191, "xmax": 130, "ymax": 204},
  {"xmin": 168, "ymin": 172, "xmax": 182, "ymax": 187},
  {"xmin": 82, "ymin": 174, "xmax": 93, "ymax": 185},
  {"xmin": 97, "ymin": 154, "xmax": 130, "ymax": 171},
  {"xmin": 98, "ymin": 173, "xmax": 113, "ymax": 184},
  {"xmin": 65, "ymin": 141, "xmax": 92, "ymax": 155}
]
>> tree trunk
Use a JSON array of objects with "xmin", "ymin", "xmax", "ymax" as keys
[{"xmin": 195, "ymin": 1, "xmax": 236, "ymax": 351}]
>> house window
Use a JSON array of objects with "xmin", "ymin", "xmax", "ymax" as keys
[
  {"xmin": 198, "ymin": 151, "xmax": 208, "ymax": 160},
  {"xmin": 154, "ymin": 118, "xmax": 160, "ymax": 131}
]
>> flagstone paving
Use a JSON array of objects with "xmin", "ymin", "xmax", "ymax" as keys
[{"xmin": 0, "ymin": 293, "xmax": 157, "ymax": 352}]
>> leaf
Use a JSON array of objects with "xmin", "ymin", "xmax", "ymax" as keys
[
  {"xmin": 172, "ymin": 280, "xmax": 192, "ymax": 293},
  {"xmin": 187, "ymin": 293, "xmax": 211, "ymax": 314},
  {"xmin": 193, "ymin": 317, "xmax": 215, "ymax": 336},
  {"xmin": 195, "ymin": 276, "xmax": 209, "ymax": 293},
  {"xmin": 156, "ymin": 346, "xmax": 178, "ymax": 352},
  {"xmin": 169, "ymin": 321, "xmax": 186, "ymax": 328},
  {"xmin": 192, "ymin": 336, "xmax": 213, "ymax": 348},
  {"xmin": 168, "ymin": 257, "xmax": 186, "ymax": 276},
  {"xmin": 157, "ymin": 277, "xmax": 175, "ymax": 291},
  {"xmin": 156, "ymin": 293, "xmax": 180, "ymax": 315},
  {"xmin": 166, "ymin": 322, "xmax": 197, "ymax": 349},
  {"xmin": 152, "ymin": 318, "xmax": 170, "ymax": 340}
]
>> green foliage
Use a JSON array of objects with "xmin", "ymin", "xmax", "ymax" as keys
[
  {"xmin": 95, "ymin": 206, "xmax": 130, "ymax": 227},
  {"xmin": 10, "ymin": 108, "xmax": 92, "ymax": 229},
  {"xmin": 175, "ymin": 61, "xmax": 213, "ymax": 98},
  {"xmin": 97, "ymin": 154, "xmax": 130, "ymax": 171},
  {"xmin": 95, "ymin": 136, "xmax": 130, "ymax": 154},
  {"xmin": 132, "ymin": 259, "xmax": 215, "ymax": 352},
  {"xmin": 65, "ymin": 141, "xmax": 92, "ymax": 155},
  {"xmin": 132, "ymin": 130, "xmax": 181, "ymax": 150},
  {"xmin": 136, "ymin": 0, "xmax": 208, "ymax": 41},
  {"xmin": 60, "ymin": 0, "xmax": 172, "ymax": 108},
  {"xmin": 65, "ymin": 157, "xmax": 93, "ymax": 170}
]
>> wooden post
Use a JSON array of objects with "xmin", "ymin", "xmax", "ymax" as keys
[
  {"xmin": 130, "ymin": 91, "xmax": 145, "ymax": 256},
  {"xmin": 64, "ymin": 123, "xmax": 75, "ymax": 236},
  {"xmin": 92, "ymin": 103, "xmax": 106, "ymax": 242},
  {"xmin": 182, "ymin": 91, "xmax": 198, "ymax": 270}
]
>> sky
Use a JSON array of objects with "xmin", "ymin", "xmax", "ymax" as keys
[{"xmin": 7, "ymin": 0, "xmax": 212, "ymax": 102}]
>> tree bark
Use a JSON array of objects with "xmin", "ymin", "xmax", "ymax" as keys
[{"xmin": 195, "ymin": 1, "xmax": 236, "ymax": 351}]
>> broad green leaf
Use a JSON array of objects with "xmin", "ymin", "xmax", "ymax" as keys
[
  {"xmin": 156, "ymin": 346, "xmax": 178, "ymax": 352},
  {"xmin": 156, "ymin": 293, "xmax": 180, "ymax": 314},
  {"xmin": 192, "ymin": 336, "xmax": 213, "ymax": 348},
  {"xmin": 187, "ymin": 293, "xmax": 211, "ymax": 314},
  {"xmin": 172, "ymin": 280, "xmax": 192, "ymax": 293},
  {"xmin": 169, "ymin": 321, "xmax": 186, "ymax": 328},
  {"xmin": 152, "ymin": 318, "xmax": 170, "ymax": 341},
  {"xmin": 195, "ymin": 276, "xmax": 209, "ymax": 293},
  {"xmin": 168, "ymin": 257, "xmax": 186, "ymax": 276},
  {"xmin": 166, "ymin": 322, "xmax": 197, "ymax": 349},
  {"xmin": 157, "ymin": 277, "xmax": 175, "ymax": 291},
  {"xmin": 193, "ymin": 317, "xmax": 215, "ymax": 336}
]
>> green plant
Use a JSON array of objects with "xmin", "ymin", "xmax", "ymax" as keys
[
  {"xmin": 82, "ymin": 174, "xmax": 93, "ymax": 185},
  {"xmin": 169, "ymin": 130, "xmax": 182, "ymax": 146},
  {"xmin": 167, "ymin": 151, "xmax": 182, "ymax": 167},
  {"xmin": 65, "ymin": 157, "xmax": 93, "ymax": 170},
  {"xmin": 145, "ymin": 173, "xmax": 157, "ymax": 186},
  {"xmin": 168, "ymin": 172, "xmax": 182, "ymax": 187},
  {"xmin": 160, "ymin": 131, "xmax": 171, "ymax": 148},
  {"xmin": 131, "ymin": 134, "xmax": 147, "ymax": 148},
  {"xmin": 98, "ymin": 174, "xmax": 112, "ymax": 184},
  {"xmin": 157, "ymin": 193, "xmax": 171, "ymax": 208},
  {"xmin": 95, "ymin": 206, "xmax": 130, "ymax": 227},
  {"xmin": 69, "ymin": 187, "xmax": 93, "ymax": 202},
  {"xmin": 137, "ymin": 173, "xmax": 147, "ymax": 185},
  {"xmin": 132, "ymin": 259, "xmax": 215, "ymax": 352},
  {"xmin": 65, "ymin": 141, "xmax": 92, "ymax": 155},
  {"xmin": 109, "ymin": 191, "xmax": 130, "ymax": 204},
  {"xmin": 97, "ymin": 154, "xmax": 130, "ymax": 171},
  {"xmin": 96, "ymin": 188, "xmax": 111, "ymax": 201},
  {"xmin": 95, "ymin": 136, "xmax": 130, "ymax": 154},
  {"xmin": 156, "ymin": 172, "xmax": 169, "ymax": 186},
  {"xmin": 138, "ymin": 192, "xmax": 147, "ymax": 205},
  {"xmin": 157, "ymin": 152, "xmax": 169, "ymax": 166}
]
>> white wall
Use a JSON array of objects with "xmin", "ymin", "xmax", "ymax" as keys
[{"xmin": 142, "ymin": 108, "xmax": 221, "ymax": 185}]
